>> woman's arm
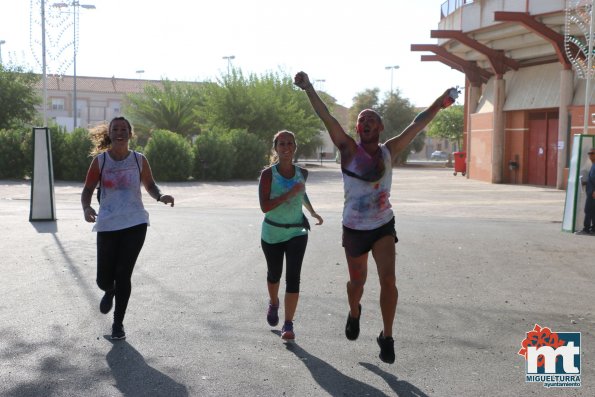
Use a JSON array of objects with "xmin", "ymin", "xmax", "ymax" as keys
[
  {"xmin": 302, "ymin": 192, "xmax": 323, "ymax": 225},
  {"xmin": 259, "ymin": 167, "xmax": 303, "ymax": 213},
  {"xmin": 81, "ymin": 157, "xmax": 100, "ymax": 222}
]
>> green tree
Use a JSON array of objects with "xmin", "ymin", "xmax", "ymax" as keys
[
  {"xmin": 0, "ymin": 64, "xmax": 41, "ymax": 129},
  {"xmin": 200, "ymin": 69, "xmax": 323, "ymax": 158},
  {"xmin": 426, "ymin": 105, "xmax": 464, "ymax": 151},
  {"xmin": 0, "ymin": 129, "xmax": 28, "ymax": 178},
  {"xmin": 348, "ymin": 88, "xmax": 380, "ymax": 134},
  {"xmin": 124, "ymin": 79, "xmax": 203, "ymax": 144}
]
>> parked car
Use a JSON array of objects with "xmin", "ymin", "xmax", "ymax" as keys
[{"xmin": 430, "ymin": 150, "xmax": 448, "ymax": 160}]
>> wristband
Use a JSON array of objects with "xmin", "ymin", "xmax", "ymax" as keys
[{"xmin": 157, "ymin": 194, "xmax": 162, "ymax": 202}]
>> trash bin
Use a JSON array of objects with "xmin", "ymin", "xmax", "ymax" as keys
[{"xmin": 453, "ymin": 151, "xmax": 466, "ymax": 176}]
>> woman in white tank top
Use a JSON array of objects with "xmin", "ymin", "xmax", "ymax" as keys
[{"xmin": 81, "ymin": 117, "xmax": 175, "ymax": 340}]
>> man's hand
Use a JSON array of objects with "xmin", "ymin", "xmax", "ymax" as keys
[{"xmin": 294, "ymin": 71, "xmax": 312, "ymax": 90}]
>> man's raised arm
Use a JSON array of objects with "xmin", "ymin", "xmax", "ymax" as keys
[
  {"xmin": 294, "ymin": 71, "xmax": 355, "ymax": 154},
  {"xmin": 385, "ymin": 88, "xmax": 452, "ymax": 160}
]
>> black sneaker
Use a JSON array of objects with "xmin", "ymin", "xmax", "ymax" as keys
[
  {"xmin": 345, "ymin": 304, "xmax": 361, "ymax": 340},
  {"xmin": 377, "ymin": 331, "xmax": 395, "ymax": 364},
  {"xmin": 267, "ymin": 301, "xmax": 279, "ymax": 327},
  {"xmin": 111, "ymin": 323, "xmax": 126, "ymax": 340},
  {"xmin": 100, "ymin": 290, "xmax": 115, "ymax": 314},
  {"xmin": 281, "ymin": 321, "xmax": 295, "ymax": 340}
]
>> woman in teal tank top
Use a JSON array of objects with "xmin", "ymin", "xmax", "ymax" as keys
[{"xmin": 258, "ymin": 130, "xmax": 323, "ymax": 340}]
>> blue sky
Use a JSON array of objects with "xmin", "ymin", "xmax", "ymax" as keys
[{"xmin": 0, "ymin": 0, "xmax": 465, "ymax": 107}]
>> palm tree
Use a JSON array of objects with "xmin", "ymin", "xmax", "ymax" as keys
[{"xmin": 124, "ymin": 79, "xmax": 204, "ymax": 144}]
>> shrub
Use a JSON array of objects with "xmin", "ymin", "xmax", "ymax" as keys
[
  {"xmin": 227, "ymin": 129, "xmax": 269, "ymax": 179},
  {"xmin": 0, "ymin": 129, "xmax": 28, "ymax": 178},
  {"xmin": 60, "ymin": 128, "xmax": 94, "ymax": 181},
  {"xmin": 144, "ymin": 129, "xmax": 193, "ymax": 181},
  {"xmin": 48, "ymin": 126, "xmax": 68, "ymax": 180},
  {"xmin": 193, "ymin": 130, "xmax": 235, "ymax": 181}
]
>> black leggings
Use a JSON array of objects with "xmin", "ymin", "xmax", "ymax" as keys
[
  {"xmin": 97, "ymin": 223, "xmax": 147, "ymax": 324},
  {"xmin": 261, "ymin": 234, "xmax": 308, "ymax": 294}
]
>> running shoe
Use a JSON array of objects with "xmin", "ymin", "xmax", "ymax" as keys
[
  {"xmin": 100, "ymin": 289, "xmax": 115, "ymax": 314},
  {"xmin": 267, "ymin": 301, "xmax": 279, "ymax": 326},
  {"xmin": 377, "ymin": 331, "xmax": 395, "ymax": 364},
  {"xmin": 345, "ymin": 304, "xmax": 361, "ymax": 340},
  {"xmin": 281, "ymin": 321, "xmax": 295, "ymax": 340},
  {"xmin": 111, "ymin": 323, "xmax": 126, "ymax": 340}
]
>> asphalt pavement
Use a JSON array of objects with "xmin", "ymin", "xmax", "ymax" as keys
[{"xmin": 0, "ymin": 163, "xmax": 593, "ymax": 396}]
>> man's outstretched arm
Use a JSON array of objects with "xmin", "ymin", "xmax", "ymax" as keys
[
  {"xmin": 385, "ymin": 88, "xmax": 452, "ymax": 160},
  {"xmin": 294, "ymin": 71, "xmax": 356, "ymax": 155}
]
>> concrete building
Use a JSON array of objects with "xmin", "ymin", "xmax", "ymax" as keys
[
  {"xmin": 35, "ymin": 75, "xmax": 162, "ymax": 131},
  {"xmin": 413, "ymin": 0, "xmax": 595, "ymax": 188}
]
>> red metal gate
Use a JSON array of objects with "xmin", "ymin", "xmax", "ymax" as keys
[{"xmin": 527, "ymin": 111, "xmax": 558, "ymax": 187}]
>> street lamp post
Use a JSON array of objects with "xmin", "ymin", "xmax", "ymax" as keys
[
  {"xmin": 314, "ymin": 79, "xmax": 326, "ymax": 91},
  {"xmin": 385, "ymin": 65, "xmax": 399, "ymax": 95},
  {"xmin": 135, "ymin": 70, "xmax": 145, "ymax": 91},
  {"xmin": 52, "ymin": 1, "xmax": 96, "ymax": 130},
  {"xmin": 222, "ymin": 55, "xmax": 235, "ymax": 75},
  {"xmin": 0, "ymin": 40, "xmax": 5, "ymax": 65}
]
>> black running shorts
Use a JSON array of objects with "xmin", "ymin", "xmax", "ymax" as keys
[{"xmin": 342, "ymin": 217, "xmax": 398, "ymax": 258}]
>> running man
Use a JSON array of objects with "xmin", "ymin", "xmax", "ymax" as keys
[{"xmin": 294, "ymin": 71, "xmax": 454, "ymax": 363}]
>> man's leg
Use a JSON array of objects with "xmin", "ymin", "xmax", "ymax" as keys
[
  {"xmin": 371, "ymin": 235, "xmax": 397, "ymax": 338},
  {"xmin": 346, "ymin": 251, "xmax": 368, "ymax": 318}
]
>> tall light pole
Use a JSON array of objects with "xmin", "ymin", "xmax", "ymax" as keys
[
  {"xmin": 585, "ymin": 2, "xmax": 595, "ymax": 134},
  {"xmin": 314, "ymin": 79, "xmax": 326, "ymax": 91},
  {"xmin": 52, "ymin": 1, "xmax": 96, "ymax": 130},
  {"xmin": 385, "ymin": 65, "xmax": 399, "ymax": 95},
  {"xmin": 0, "ymin": 40, "xmax": 5, "ymax": 65},
  {"xmin": 222, "ymin": 55, "xmax": 235, "ymax": 75},
  {"xmin": 135, "ymin": 70, "xmax": 145, "ymax": 92}
]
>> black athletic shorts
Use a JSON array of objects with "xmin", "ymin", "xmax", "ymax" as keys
[{"xmin": 342, "ymin": 217, "xmax": 398, "ymax": 258}]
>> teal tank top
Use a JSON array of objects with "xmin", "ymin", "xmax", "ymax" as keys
[{"xmin": 261, "ymin": 164, "xmax": 308, "ymax": 244}]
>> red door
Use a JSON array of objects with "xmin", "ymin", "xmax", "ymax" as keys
[
  {"xmin": 546, "ymin": 115, "xmax": 559, "ymax": 187},
  {"xmin": 527, "ymin": 111, "xmax": 558, "ymax": 186},
  {"xmin": 528, "ymin": 114, "xmax": 546, "ymax": 185}
]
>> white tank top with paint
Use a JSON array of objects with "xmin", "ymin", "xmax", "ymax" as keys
[
  {"xmin": 342, "ymin": 144, "xmax": 394, "ymax": 230},
  {"xmin": 93, "ymin": 151, "xmax": 150, "ymax": 232}
]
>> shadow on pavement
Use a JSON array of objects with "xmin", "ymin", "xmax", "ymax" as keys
[
  {"xmin": 284, "ymin": 341, "xmax": 392, "ymax": 397},
  {"xmin": 30, "ymin": 220, "xmax": 57, "ymax": 233},
  {"xmin": 0, "ymin": 325, "xmax": 104, "ymax": 397},
  {"xmin": 359, "ymin": 362, "xmax": 429, "ymax": 397},
  {"xmin": 106, "ymin": 338, "xmax": 188, "ymax": 397}
]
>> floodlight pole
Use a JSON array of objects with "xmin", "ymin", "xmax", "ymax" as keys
[
  {"xmin": 584, "ymin": 1, "xmax": 595, "ymax": 134},
  {"xmin": 0, "ymin": 40, "xmax": 6, "ymax": 65},
  {"xmin": 52, "ymin": 1, "xmax": 96, "ymax": 130},
  {"xmin": 41, "ymin": 1, "xmax": 48, "ymax": 126},
  {"xmin": 385, "ymin": 65, "xmax": 399, "ymax": 95},
  {"xmin": 222, "ymin": 55, "xmax": 235, "ymax": 75}
]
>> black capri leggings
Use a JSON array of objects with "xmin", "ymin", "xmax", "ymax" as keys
[
  {"xmin": 261, "ymin": 234, "xmax": 308, "ymax": 294},
  {"xmin": 97, "ymin": 223, "xmax": 147, "ymax": 324}
]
